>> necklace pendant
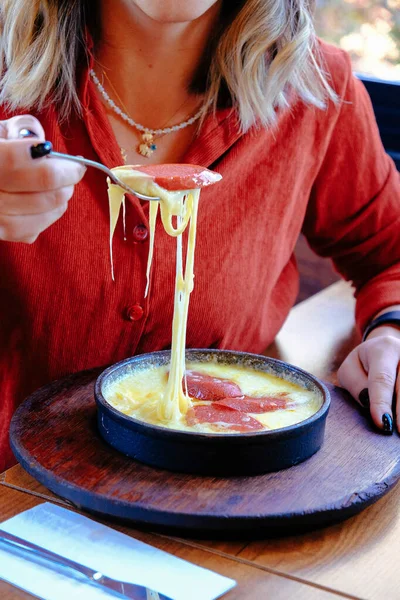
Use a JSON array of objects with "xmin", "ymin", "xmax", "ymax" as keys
[
  {"xmin": 138, "ymin": 143, "xmax": 154, "ymax": 157},
  {"xmin": 120, "ymin": 147, "xmax": 128, "ymax": 164},
  {"xmin": 138, "ymin": 132, "xmax": 157, "ymax": 158}
]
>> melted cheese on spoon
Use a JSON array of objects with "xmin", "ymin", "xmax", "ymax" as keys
[{"xmin": 107, "ymin": 165, "xmax": 216, "ymax": 425}]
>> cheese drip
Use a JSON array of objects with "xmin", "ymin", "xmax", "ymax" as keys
[{"xmin": 107, "ymin": 166, "xmax": 200, "ymax": 423}]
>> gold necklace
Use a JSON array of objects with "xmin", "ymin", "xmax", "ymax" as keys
[{"xmin": 91, "ymin": 69, "xmax": 204, "ymax": 159}]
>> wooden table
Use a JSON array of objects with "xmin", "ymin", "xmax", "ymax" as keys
[{"xmin": 1, "ymin": 281, "xmax": 399, "ymax": 600}]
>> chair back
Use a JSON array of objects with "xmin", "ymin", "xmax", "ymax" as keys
[{"xmin": 359, "ymin": 75, "xmax": 400, "ymax": 170}]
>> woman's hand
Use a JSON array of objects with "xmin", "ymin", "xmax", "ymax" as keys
[
  {"xmin": 338, "ymin": 325, "xmax": 400, "ymax": 435},
  {"xmin": 0, "ymin": 115, "xmax": 86, "ymax": 243}
]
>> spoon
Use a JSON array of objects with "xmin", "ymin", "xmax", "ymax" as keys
[{"xmin": 30, "ymin": 142, "xmax": 161, "ymax": 202}]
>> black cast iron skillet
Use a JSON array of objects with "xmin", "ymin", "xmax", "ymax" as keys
[{"xmin": 95, "ymin": 349, "xmax": 330, "ymax": 476}]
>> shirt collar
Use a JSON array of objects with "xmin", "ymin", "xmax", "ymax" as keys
[{"xmin": 78, "ymin": 37, "xmax": 244, "ymax": 171}]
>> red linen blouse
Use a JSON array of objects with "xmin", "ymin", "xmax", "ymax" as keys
[{"xmin": 1, "ymin": 42, "xmax": 399, "ymax": 471}]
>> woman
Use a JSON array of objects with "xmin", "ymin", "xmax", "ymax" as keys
[{"xmin": 0, "ymin": 0, "xmax": 399, "ymax": 471}]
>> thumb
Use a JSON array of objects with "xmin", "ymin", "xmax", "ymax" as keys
[{"xmin": 0, "ymin": 115, "xmax": 45, "ymax": 140}]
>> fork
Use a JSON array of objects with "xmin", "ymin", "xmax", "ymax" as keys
[
  {"xmin": 0, "ymin": 528, "xmax": 173, "ymax": 600},
  {"xmin": 30, "ymin": 141, "xmax": 161, "ymax": 202}
]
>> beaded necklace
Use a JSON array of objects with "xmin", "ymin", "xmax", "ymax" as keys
[{"xmin": 90, "ymin": 69, "xmax": 204, "ymax": 158}]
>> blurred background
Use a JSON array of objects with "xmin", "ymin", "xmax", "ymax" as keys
[
  {"xmin": 295, "ymin": 0, "xmax": 399, "ymax": 302},
  {"xmin": 315, "ymin": 0, "xmax": 400, "ymax": 81}
]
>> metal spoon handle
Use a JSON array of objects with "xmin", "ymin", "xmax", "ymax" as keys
[{"xmin": 30, "ymin": 142, "xmax": 160, "ymax": 202}]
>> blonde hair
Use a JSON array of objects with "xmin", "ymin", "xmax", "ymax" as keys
[{"xmin": 0, "ymin": 0, "xmax": 336, "ymax": 131}]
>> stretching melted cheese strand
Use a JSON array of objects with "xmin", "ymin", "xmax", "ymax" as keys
[
  {"xmin": 145, "ymin": 200, "xmax": 158, "ymax": 297},
  {"xmin": 108, "ymin": 187, "xmax": 125, "ymax": 281},
  {"xmin": 107, "ymin": 166, "xmax": 200, "ymax": 423}
]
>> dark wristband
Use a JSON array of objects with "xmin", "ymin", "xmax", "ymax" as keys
[{"xmin": 362, "ymin": 310, "xmax": 400, "ymax": 342}]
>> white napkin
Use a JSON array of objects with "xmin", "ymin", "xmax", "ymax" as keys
[{"xmin": 0, "ymin": 503, "xmax": 236, "ymax": 600}]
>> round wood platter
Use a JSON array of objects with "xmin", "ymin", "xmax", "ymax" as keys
[{"xmin": 10, "ymin": 368, "xmax": 400, "ymax": 535}]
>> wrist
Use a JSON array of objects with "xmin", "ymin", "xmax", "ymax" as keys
[
  {"xmin": 362, "ymin": 310, "xmax": 400, "ymax": 341},
  {"xmin": 364, "ymin": 324, "xmax": 400, "ymax": 341}
]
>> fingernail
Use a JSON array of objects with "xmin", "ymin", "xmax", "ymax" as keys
[
  {"xmin": 30, "ymin": 141, "xmax": 53, "ymax": 159},
  {"xmin": 19, "ymin": 128, "xmax": 39, "ymax": 139},
  {"xmin": 358, "ymin": 388, "xmax": 370, "ymax": 410},
  {"xmin": 382, "ymin": 413, "xmax": 393, "ymax": 435}
]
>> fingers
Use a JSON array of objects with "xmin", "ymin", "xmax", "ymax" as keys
[
  {"xmin": 360, "ymin": 338, "xmax": 398, "ymax": 434},
  {"xmin": 0, "ymin": 148, "xmax": 86, "ymax": 193},
  {"xmin": 0, "ymin": 154, "xmax": 83, "ymax": 240},
  {"xmin": 0, "ymin": 116, "xmax": 86, "ymax": 243},
  {"xmin": 0, "ymin": 202, "xmax": 69, "ymax": 243},
  {"xmin": 0, "ymin": 115, "xmax": 45, "ymax": 140},
  {"xmin": 337, "ymin": 348, "xmax": 369, "ymax": 408},
  {"xmin": 0, "ymin": 185, "xmax": 74, "ymax": 215},
  {"xmin": 339, "ymin": 337, "xmax": 399, "ymax": 435},
  {"xmin": 0, "ymin": 115, "xmax": 45, "ymax": 171},
  {"xmin": 0, "ymin": 116, "xmax": 86, "ymax": 194}
]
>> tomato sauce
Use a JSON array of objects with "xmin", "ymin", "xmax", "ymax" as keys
[{"xmin": 130, "ymin": 164, "xmax": 222, "ymax": 191}]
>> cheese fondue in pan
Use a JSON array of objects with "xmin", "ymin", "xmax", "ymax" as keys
[
  {"xmin": 105, "ymin": 165, "xmax": 321, "ymax": 434},
  {"xmin": 103, "ymin": 361, "xmax": 322, "ymax": 434}
]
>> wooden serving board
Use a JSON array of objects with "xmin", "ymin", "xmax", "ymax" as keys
[{"xmin": 10, "ymin": 369, "xmax": 400, "ymax": 535}]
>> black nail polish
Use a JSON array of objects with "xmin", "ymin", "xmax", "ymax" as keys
[
  {"xmin": 19, "ymin": 128, "xmax": 39, "ymax": 139},
  {"xmin": 30, "ymin": 141, "xmax": 53, "ymax": 159},
  {"xmin": 358, "ymin": 388, "xmax": 370, "ymax": 410},
  {"xmin": 382, "ymin": 413, "xmax": 393, "ymax": 435}
]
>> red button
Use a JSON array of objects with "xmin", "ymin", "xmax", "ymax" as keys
[
  {"xmin": 125, "ymin": 304, "xmax": 144, "ymax": 321},
  {"xmin": 132, "ymin": 224, "xmax": 148, "ymax": 242}
]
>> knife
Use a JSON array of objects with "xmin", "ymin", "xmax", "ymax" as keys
[{"xmin": 0, "ymin": 528, "xmax": 174, "ymax": 600}]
